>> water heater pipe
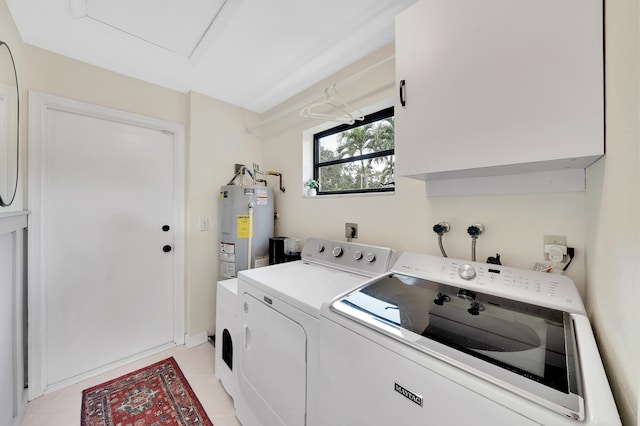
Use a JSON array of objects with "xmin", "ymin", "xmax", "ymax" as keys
[
  {"xmin": 227, "ymin": 165, "xmax": 255, "ymax": 186},
  {"xmin": 252, "ymin": 163, "xmax": 285, "ymax": 192},
  {"xmin": 247, "ymin": 203, "xmax": 254, "ymax": 270},
  {"xmin": 266, "ymin": 171, "xmax": 285, "ymax": 192}
]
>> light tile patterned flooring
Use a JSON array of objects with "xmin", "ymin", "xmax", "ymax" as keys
[{"xmin": 21, "ymin": 343, "xmax": 240, "ymax": 426}]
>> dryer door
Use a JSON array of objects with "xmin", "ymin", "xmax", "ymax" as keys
[{"xmin": 238, "ymin": 292, "xmax": 307, "ymax": 426}]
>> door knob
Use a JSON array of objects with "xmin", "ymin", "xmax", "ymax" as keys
[{"xmin": 163, "ymin": 245, "xmax": 172, "ymax": 253}]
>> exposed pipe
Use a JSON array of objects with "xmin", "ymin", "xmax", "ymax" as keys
[
  {"xmin": 247, "ymin": 203, "xmax": 254, "ymax": 270},
  {"xmin": 227, "ymin": 165, "xmax": 255, "ymax": 186},
  {"xmin": 438, "ymin": 235, "xmax": 448, "ymax": 258},
  {"xmin": 266, "ymin": 171, "xmax": 285, "ymax": 192},
  {"xmin": 467, "ymin": 224, "xmax": 484, "ymax": 262},
  {"xmin": 252, "ymin": 163, "xmax": 285, "ymax": 192},
  {"xmin": 432, "ymin": 222, "xmax": 450, "ymax": 258}
]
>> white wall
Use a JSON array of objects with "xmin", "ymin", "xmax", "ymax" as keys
[
  {"xmin": 187, "ymin": 92, "xmax": 262, "ymax": 336},
  {"xmin": 585, "ymin": 0, "xmax": 640, "ymax": 424},
  {"xmin": 261, "ymin": 43, "xmax": 587, "ymax": 288}
]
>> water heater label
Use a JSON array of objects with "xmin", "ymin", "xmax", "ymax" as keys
[
  {"xmin": 256, "ymin": 188, "xmax": 269, "ymax": 205},
  {"xmin": 220, "ymin": 261, "xmax": 236, "ymax": 278},
  {"xmin": 220, "ymin": 242, "xmax": 235, "ymax": 254},
  {"xmin": 237, "ymin": 215, "xmax": 253, "ymax": 238}
]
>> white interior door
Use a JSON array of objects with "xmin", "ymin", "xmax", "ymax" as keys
[{"xmin": 28, "ymin": 92, "xmax": 185, "ymax": 395}]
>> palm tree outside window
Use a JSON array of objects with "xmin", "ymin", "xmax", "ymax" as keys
[{"xmin": 313, "ymin": 107, "xmax": 394, "ymax": 195}]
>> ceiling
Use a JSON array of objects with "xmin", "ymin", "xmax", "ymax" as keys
[{"xmin": 7, "ymin": 0, "xmax": 417, "ymax": 113}]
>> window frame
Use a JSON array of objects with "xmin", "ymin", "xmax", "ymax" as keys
[{"xmin": 313, "ymin": 106, "xmax": 395, "ymax": 195}]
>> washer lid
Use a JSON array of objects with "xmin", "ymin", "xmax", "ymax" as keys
[{"xmin": 332, "ymin": 273, "xmax": 585, "ymax": 420}]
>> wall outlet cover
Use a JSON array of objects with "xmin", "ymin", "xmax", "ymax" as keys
[
  {"xmin": 543, "ymin": 235, "xmax": 567, "ymax": 262},
  {"xmin": 345, "ymin": 223, "xmax": 358, "ymax": 239},
  {"xmin": 543, "ymin": 235, "xmax": 567, "ymax": 247}
]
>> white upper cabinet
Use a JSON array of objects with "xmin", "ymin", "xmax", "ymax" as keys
[{"xmin": 394, "ymin": 0, "xmax": 604, "ymax": 182}]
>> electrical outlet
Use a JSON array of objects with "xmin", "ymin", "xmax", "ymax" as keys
[
  {"xmin": 345, "ymin": 223, "xmax": 358, "ymax": 239},
  {"xmin": 543, "ymin": 235, "xmax": 567, "ymax": 261},
  {"xmin": 544, "ymin": 235, "xmax": 567, "ymax": 247}
]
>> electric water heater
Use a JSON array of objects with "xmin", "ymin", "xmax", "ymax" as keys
[{"xmin": 219, "ymin": 185, "xmax": 274, "ymax": 279}]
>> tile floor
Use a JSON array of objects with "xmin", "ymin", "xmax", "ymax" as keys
[{"xmin": 21, "ymin": 342, "xmax": 240, "ymax": 426}]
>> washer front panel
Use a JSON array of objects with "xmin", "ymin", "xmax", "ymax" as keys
[{"xmin": 333, "ymin": 272, "xmax": 584, "ymax": 419}]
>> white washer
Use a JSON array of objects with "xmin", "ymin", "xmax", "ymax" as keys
[
  {"xmin": 234, "ymin": 238, "xmax": 396, "ymax": 426},
  {"xmin": 318, "ymin": 252, "xmax": 621, "ymax": 425}
]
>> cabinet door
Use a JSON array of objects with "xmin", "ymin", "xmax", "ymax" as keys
[{"xmin": 395, "ymin": 0, "xmax": 603, "ymax": 180}]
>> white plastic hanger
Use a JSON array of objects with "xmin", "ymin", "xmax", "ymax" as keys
[{"xmin": 299, "ymin": 86, "xmax": 365, "ymax": 125}]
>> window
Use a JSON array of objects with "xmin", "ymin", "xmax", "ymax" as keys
[{"xmin": 313, "ymin": 107, "xmax": 394, "ymax": 195}]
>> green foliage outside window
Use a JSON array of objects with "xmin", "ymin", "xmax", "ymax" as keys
[{"xmin": 314, "ymin": 107, "xmax": 394, "ymax": 194}]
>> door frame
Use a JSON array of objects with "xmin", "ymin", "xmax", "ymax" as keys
[{"xmin": 27, "ymin": 91, "xmax": 185, "ymax": 399}]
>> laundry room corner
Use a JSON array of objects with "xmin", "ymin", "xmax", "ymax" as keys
[
  {"xmin": 258, "ymin": 27, "xmax": 632, "ymax": 423},
  {"xmin": 583, "ymin": 0, "xmax": 640, "ymax": 422},
  {"xmin": 186, "ymin": 91, "xmax": 262, "ymax": 340}
]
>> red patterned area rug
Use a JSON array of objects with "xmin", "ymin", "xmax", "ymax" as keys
[{"xmin": 81, "ymin": 357, "xmax": 213, "ymax": 426}]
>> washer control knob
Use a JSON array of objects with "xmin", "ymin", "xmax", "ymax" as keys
[
  {"xmin": 457, "ymin": 264, "xmax": 476, "ymax": 280},
  {"xmin": 353, "ymin": 250, "xmax": 363, "ymax": 260},
  {"xmin": 316, "ymin": 244, "xmax": 325, "ymax": 253},
  {"xmin": 332, "ymin": 246, "xmax": 343, "ymax": 257},
  {"xmin": 365, "ymin": 252, "xmax": 376, "ymax": 263}
]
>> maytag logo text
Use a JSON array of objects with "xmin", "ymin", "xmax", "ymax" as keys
[{"xmin": 394, "ymin": 382, "xmax": 423, "ymax": 407}]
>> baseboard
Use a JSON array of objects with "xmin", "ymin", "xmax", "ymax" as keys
[
  {"xmin": 184, "ymin": 331, "xmax": 208, "ymax": 348},
  {"xmin": 12, "ymin": 390, "xmax": 28, "ymax": 426}
]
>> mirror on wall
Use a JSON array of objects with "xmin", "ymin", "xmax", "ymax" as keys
[{"xmin": 0, "ymin": 41, "xmax": 18, "ymax": 207}]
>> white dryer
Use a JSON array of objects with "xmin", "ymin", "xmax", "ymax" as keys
[
  {"xmin": 318, "ymin": 252, "xmax": 621, "ymax": 425},
  {"xmin": 214, "ymin": 278, "xmax": 239, "ymax": 399},
  {"xmin": 235, "ymin": 238, "xmax": 396, "ymax": 426}
]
